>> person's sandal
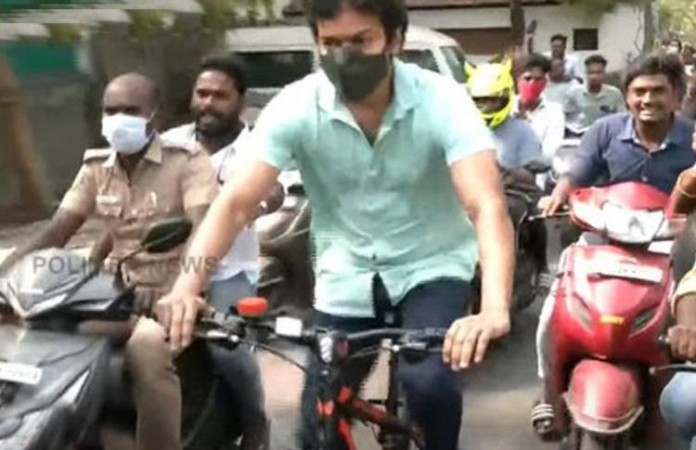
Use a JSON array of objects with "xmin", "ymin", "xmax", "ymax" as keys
[{"xmin": 531, "ymin": 400, "xmax": 562, "ymax": 442}]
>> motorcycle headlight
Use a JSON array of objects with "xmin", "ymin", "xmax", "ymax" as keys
[{"xmin": 602, "ymin": 202, "xmax": 665, "ymax": 244}]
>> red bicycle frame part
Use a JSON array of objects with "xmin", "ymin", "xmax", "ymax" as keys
[{"xmin": 316, "ymin": 386, "xmax": 425, "ymax": 450}]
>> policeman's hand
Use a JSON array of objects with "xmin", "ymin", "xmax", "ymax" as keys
[
  {"xmin": 538, "ymin": 194, "xmax": 564, "ymax": 217},
  {"xmin": 155, "ymin": 291, "xmax": 206, "ymax": 353},
  {"xmin": 667, "ymin": 325, "xmax": 696, "ymax": 361},
  {"xmin": 443, "ymin": 311, "xmax": 510, "ymax": 371}
]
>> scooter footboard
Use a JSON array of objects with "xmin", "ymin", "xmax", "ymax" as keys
[{"xmin": 565, "ymin": 359, "xmax": 643, "ymax": 434}]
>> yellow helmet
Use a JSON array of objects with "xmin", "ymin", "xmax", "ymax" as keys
[{"xmin": 465, "ymin": 59, "xmax": 514, "ymax": 129}]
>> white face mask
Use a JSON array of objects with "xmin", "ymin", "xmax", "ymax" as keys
[{"xmin": 101, "ymin": 113, "xmax": 152, "ymax": 154}]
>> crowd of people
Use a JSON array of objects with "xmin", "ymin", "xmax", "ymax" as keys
[{"xmin": 2, "ymin": 1, "xmax": 696, "ymax": 449}]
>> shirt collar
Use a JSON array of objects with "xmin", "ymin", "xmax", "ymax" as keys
[
  {"xmin": 318, "ymin": 58, "xmax": 419, "ymax": 126},
  {"xmin": 102, "ymin": 134, "xmax": 162, "ymax": 168},
  {"xmin": 618, "ymin": 114, "xmax": 680, "ymax": 151}
]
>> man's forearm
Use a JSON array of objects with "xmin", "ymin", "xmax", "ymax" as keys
[
  {"xmin": 474, "ymin": 204, "xmax": 515, "ymax": 314},
  {"xmin": 676, "ymin": 295, "xmax": 696, "ymax": 327},
  {"xmin": 553, "ymin": 177, "xmax": 576, "ymax": 201}
]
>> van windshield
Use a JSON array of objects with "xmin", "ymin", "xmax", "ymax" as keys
[
  {"xmin": 398, "ymin": 49, "xmax": 439, "ymax": 73},
  {"xmin": 237, "ymin": 51, "xmax": 314, "ymax": 89}
]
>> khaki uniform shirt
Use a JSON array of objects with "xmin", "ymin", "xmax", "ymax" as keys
[{"xmin": 60, "ymin": 136, "xmax": 218, "ymax": 307}]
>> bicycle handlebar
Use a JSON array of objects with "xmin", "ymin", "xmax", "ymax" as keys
[{"xmin": 197, "ymin": 313, "xmax": 447, "ymax": 361}]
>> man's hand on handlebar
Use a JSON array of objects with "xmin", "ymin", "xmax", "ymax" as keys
[
  {"xmin": 155, "ymin": 291, "xmax": 207, "ymax": 354},
  {"xmin": 538, "ymin": 194, "xmax": 565, "ymax": 217},
  {"xmin": 666, "ymin": 325, "xmax": 696, "ymax": 361},
  {"xmin": 442, "ymin": 311, "xmax": 510, "ymax": 371}
]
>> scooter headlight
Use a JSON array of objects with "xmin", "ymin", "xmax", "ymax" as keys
[{"xmin": 602, "ymin": 202, "xmax": 665, "ymax": 244}]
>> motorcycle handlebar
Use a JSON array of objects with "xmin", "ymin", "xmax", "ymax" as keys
[{"xmin": 650, "ymin": 335, "xmax": 696, "ymax": 375}]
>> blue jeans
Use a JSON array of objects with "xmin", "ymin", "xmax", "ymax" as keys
[
  {"xmin": 207, "ymin": 272, "xmax": 267, "ymax": 440},
  {"xmin": 298, "ymin": 275, "xmax": 470, "ymax": 450},
  {"xmin": 660, "ymin": 373, "xmax": 696, "ymax": 449}
]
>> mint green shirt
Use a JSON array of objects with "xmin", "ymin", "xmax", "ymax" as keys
[{"xmin": 248, "ymin": 60, "xmax": 495, "ymax": 317}]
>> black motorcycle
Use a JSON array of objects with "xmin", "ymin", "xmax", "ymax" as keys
[{"xmin": 0, "ymin": 218, "xmax": 244, "ymax": 450}]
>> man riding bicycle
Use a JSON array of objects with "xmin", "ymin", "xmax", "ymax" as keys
[
  {"xmin": 156, "ymin": 0, "xmax": 515, "ymax": 448},
  {"xmin": 532, "ymin": 53, "xmax": 696, "ymax": 439}
]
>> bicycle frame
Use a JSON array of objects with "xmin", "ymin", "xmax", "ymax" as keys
[{"xmin": 314, "ymin": 347, "xmax": 425, "ymax": 450}]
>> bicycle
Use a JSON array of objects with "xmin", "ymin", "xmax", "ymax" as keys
[{"xmin": 196, "ymin": 297, "xmax": 448, "ymax": 450}]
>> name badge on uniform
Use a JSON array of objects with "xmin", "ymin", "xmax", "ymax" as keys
[{"xmin": 96, "ymin": 194, "xmax": 119, "ymax": 205}]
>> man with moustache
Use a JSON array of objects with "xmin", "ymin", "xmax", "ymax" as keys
[{"xmin": 161, "ymin": 54, "xmax": 283, "ymax": 450}]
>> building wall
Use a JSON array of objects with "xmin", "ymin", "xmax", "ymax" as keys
[{"xmin": 409, "ymin": 4, "xmax": 645, "ymax": 72}]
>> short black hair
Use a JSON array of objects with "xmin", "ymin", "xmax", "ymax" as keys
[
  {"xmin": 624, "ymin": 53, "xmax": 685, "ymax": 93},
  {"xmin": 551, "ymin": 34, "xmax": 568, "ymax": 44},
  {"xmin": 303, "ymin": 0, "xmax": 408, "ymax": 43},
  {"xmin": 199, "ymin": 53, "xmax": 248, "ymax": 95},
  {"xmin": 521, "ymin": 53, "xmax": 552, "ymax": 74},
  {"xmin": 585, "ymin": 54, "xmax": 608, "ymax": 68}
]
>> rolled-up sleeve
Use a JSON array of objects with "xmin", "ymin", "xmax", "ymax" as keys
[
  {"xmin": 246, "ymin": 85, "xmax": 303, "ymax": 171},
  {"xmin": 672, "ymin": 266, "xmax": 696, "ymax": 313},
  {"xmin": 436, "ymin": 82, "xmax": 496, "ymax": 165},
  {"xmin": 569, "ymin": 121, "xmax": 607, "ymax": 187},
  {"xmin": 59, "ymin": 164, "xmax": 97, "ymax": 217}
]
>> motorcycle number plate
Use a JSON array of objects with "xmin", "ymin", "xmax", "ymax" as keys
[
  {"xmin": 595, "ymin": 262, "xmax": 662, "ymax": 283},
  {"xmin": 0, "ymin": 362, "xmax": 42, "ymax": 386}
]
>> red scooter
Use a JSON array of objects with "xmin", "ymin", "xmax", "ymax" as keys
[{"xmin": 546, "ymin": 182, "xmax": 685, "ymax": 450}]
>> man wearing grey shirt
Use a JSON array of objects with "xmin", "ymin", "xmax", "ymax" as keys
[{"xmin": 564, "ymin": 54, "xmax": 626, "ymax": 130}]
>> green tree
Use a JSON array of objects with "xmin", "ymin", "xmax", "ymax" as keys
[{"xmin": 659, "ymin": 0, "xmax": 696, "ymax": 39}]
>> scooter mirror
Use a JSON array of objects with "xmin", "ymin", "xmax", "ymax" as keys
[{"xmin": 141, "ymin": 218, "xmax": 193, "ymax": 253}]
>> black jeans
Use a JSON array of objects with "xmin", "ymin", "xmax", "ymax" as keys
[{"xmin": 298, "ymin": 275, "xmax": 471, "ymax": 450}]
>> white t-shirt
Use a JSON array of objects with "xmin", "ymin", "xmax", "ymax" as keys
[{"xmin": 161, "ymin": 123, "xmax": 259, "ymax": 283}]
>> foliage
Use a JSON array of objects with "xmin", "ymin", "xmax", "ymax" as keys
[
  {"xmin": 658, "ymin": 0, "xmax": 696, "ymax": 41},
  {"xmin": 566, "ymin": 0, "xmax": 647, "ymax": 19},
  {"xmin": 128, "ymin": 10, "xmax": 170, "ymax": 40},
  {"xmin": 46, "ymin": 23, "xmax": 84, "ymax": 43}
]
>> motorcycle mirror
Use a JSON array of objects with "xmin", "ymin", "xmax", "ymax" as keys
[
  {"xmin": 524, "ymin": 159, "xmax": 552, "ymax": 175},
  {"xmin": 141, "ymin": 218, "xmax": 193, "ymax": 254}
]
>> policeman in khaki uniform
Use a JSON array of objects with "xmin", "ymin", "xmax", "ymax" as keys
[{"xmin": 0, "ymin": 73, "xmax": 218, "ymax": 450}]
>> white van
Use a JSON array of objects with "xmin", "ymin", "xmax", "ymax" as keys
[{"xmin": 224, "ymin": 24, "xmax": 468, "ymax": 120}]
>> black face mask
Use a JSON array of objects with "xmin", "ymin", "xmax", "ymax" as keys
[{"xmin": 320, "ymin": 46, "xmax": 391, "ymax": 102}]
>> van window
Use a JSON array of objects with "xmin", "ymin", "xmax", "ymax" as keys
[
  {"xmin": 398, "ymin": 49, "xmax": 439, "ymax": 73},
  {"xmin": 441, "ymin": 46, "xmax": 467, "ymax": 83},
  {"xmin": 237, "ymin": 51, "xmax": 314, "ymax": 88}
]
